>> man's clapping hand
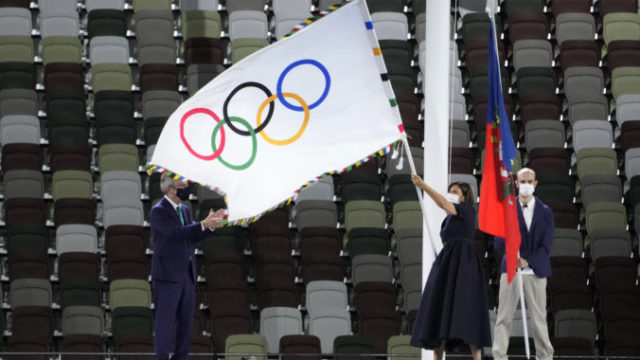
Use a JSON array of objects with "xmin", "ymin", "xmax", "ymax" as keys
[{"xmin": 201, "ymin": 208, "xmax": 225, "ymax": 229}]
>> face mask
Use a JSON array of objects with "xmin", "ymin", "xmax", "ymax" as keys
[
  {"xmin": 176, "ymin": 187, "xmax": 191, "ymax": 201},
  {"xmin": 446, "ymin": 192, "xmax": 460, "ymax": 204},
  {"xmin": 518, "ymin": 183, "xmax": 535, "ymax": 197}
]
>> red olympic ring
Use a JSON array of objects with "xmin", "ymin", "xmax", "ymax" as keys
[{"xmin": 180, "ymin": 108, "xmax": 226, "ymax": 161}]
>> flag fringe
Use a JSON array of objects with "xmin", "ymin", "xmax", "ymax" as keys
[{"xmin": 145, "ymin": 140, "xmax": 402, "ymax": 226}]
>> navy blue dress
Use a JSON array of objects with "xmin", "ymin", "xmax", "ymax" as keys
[{"xmin": 410, "ymin": 202, "xmax": 492, "ymax": 350}]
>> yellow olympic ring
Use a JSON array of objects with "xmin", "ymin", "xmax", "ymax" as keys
[{"xmin": 255, "ymin": 92, "xmax": 310, "ymax": 146}]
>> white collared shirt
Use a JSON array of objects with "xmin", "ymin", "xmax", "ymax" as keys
[{"xmin": 520, "ymin": 196, "xmax": 535, "ymax": 231}]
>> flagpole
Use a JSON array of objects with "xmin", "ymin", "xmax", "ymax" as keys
[
  {"xmin": 401, "ymin": 136, "xmax": 439, "ymax": 256},
  {"xmin": 486, "ymin": 2, "xmax": 531, "ymax": 357}
]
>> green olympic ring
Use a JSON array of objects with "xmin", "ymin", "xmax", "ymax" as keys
[{"xmin": 211, "ymin": 116, "xmax": 257, "ymax": 170}]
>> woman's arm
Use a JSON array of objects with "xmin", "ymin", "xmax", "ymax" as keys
[{"xmin": 411, "ymin": 174, "xmax": 457, "ymax": 215}]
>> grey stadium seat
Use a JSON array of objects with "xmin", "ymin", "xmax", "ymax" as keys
[
  {"xmin": 228, "ymin": 10, "xmax": 269, "ymax": 40},
  {"xmin": 571, "ymin": 120, "xmax": 613, "ymax": 153},
  {"xmin": 10, "ymin": 278, "xmax": 52, "ymax": 308},
  {"xmin": 3, "ymin": 169, "xmax": 44, "ymax": 199},
  {"xmin": 260, "ymin": 306, "xmax": 303, "ymax": 353},
  {"xmin": 625, "ymin": 148, "xmax": 640, "ymax": 180},
  {"xmin": 351, "ymin": 254, "xmax": 394, "ymax": 285},
  {"xmin": 567, "ymin": 96, "xmax": 609, "ymax": 125},
  {"xmin": 513, "ymin": 40, "xmax": 553, "ymax": 70},
  {"xmin": 0, "ymin": 7, "xmax": 32, "ymax": 36},
  {"xmin": 554, "ymin": 309, "xmax": 597, "ymax": 344},
  {"xmin": 0, "ymin": 89, "xmax": 38, "ymax": 116},
  {"xmin": 0, "ymin": 114, "xmax": 41, "ymax": 145},
  {"xmin": 62, "ymin": 306, "xmax": 104, "ymax": 336},
  {"xmin": 305, "ymin": 281, "xmax": 348, "ymax": 313},
  {"xmin": 86, "ymin": 0, "xmax": 125, "ymax": 11},
  {"xmin": 56, "ymin": 224, "xmax": 99, "ymax": 254},
  {"xmin": 294, "ymin": 200, "xmax": 338, "ymax": 230},
  {"xmin": 186, "ymin": 63, "xmax": 225, "ymax": 95},
  {"xmin": 589, "ymin": 228, "xmax": 632, "ymax": 261},
  {"xmin": 141, "ymin": 90, "xmax": 182, "ymax": 120},
  {"xmin": 615, "ymin": 94, "xmax": 640, "ymax": 126},
  {"xmin": 371, "ymin": 12, "xmax": 408, "ymax": 41},
  {"xmin": 564, "ymin": 67, "xmax": 604, "ymax": 104},
  {"xmin": 308, "ymin": 308, "xmax": 352, "ymax": 353},
  {"xmin": 225, "ymin": 0, "xmax": 266, "ymax": 13},
  {"xmin": 524, "ymin": 119, "xmax": 566, "ymax": 151},
  {"xmin": 579, "ymin": 174, "xmax": 621, "ymax": 207},
  {"xmin": 550, "ymin": 228, "xmax": 583, "ymax": 258},
  {"xmin": 555, "ymin": 12, "xmax": 596, "ymax": 45},
  {"xmin": 181, "ymin": 0, "xmax": 219, "ymax": 11},
  {"xmin": 296, "ymin": 176, "xmax": 335, "ymax": 202},
  {"xmin": 134, "ymin": 10, "xmax": 176, "ymax": 65},
  {"xmin": 90, "ymin": 36, "xmax": 130, "ymax": 65}
]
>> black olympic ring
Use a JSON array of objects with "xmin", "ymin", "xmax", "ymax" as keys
[{"xmin": 222, "ymin": 82, "xmax": 275, "ymax": 136}]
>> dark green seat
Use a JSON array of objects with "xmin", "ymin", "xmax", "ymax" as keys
[
  {"xmin": 536, "ymin": 172, "xmax": 574, "ymax": 206},
  {"xmin": 389, "ymin": 70, "xmax": 417, "ymax": 95},
  {"xmin": 6, "ymin": 223, "xmax": 48, "ymax": 258},
  {"xmin": 60, "ymin": 278, "xmax": 102, "ymax": 307},
  {"xmin": 341, "ymin": 170, "xmax": 382, "ymax": 203},
  {"xmin": 468, "ymin": 70, "xmax": 509, "ymax": 101},
  {"xmin": 366, "ymin": 0, "xmax": 403, "ymax": 13},
  {"xmin": 203, "ymin": 226, "xmax": 246, "ymax": 258},
  {"xmin": 516, "ymin": 67, "xmax": 557, "ymax": 97},
  {"xmin": 111, "ymin": 307, "xmax": 154, "ymax": 344},
  {"xmin": 47, "ymin": 90, "xmax": 88, "ymax": 147},
  {"xmin": 347, "ymin": 227, "xmax": 390, "ymax": 257},
  {"xmin": 88, "ymin": 9, "xmax": 127, "ymax": 38},
  {"xmin": 505, "ymin": 0, "xmax": 545, "ymax": 18},
  {"xmin": 334, "ymin": 335, "xmax": 376, "ymax": 360},
  {"xmin": 143, "ymin": 116, "xmax": 167, "ymax": 146},
  {"xmin": 0, "ymin": 62, "xmax": 35, "ymax": 89},
  {"xmin": 388, "ymin": 174, "xmax": 418, "ymax": 204},
  {"xmin": 461, "ymin": 13, "xmax": 502, "ymax": 45},
  {"xmin": 94, "ymin": 90, "xmax": 136, "ymax": 145},
  {"xmin": 628, "ymin": 175, "xmax": 640, "ymax": 207},
  {"xmin": 380, "ymin": 40, "xmax": 413, "ymax": 73}
]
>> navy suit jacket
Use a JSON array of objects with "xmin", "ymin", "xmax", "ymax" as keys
[
  {"xmin": 150, "ymin": 197, "xmax": 208, "ymax": 283},
  {"xmin": 494, "ymin": 196, "xmax": 555, "ymax": 278}
]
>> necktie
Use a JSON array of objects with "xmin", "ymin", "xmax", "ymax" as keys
[
  {"xmin": 177, "ymin": 205, "xmax": 193, "ymax": 262},
  {"xmin": 177, "ymin": 205, "xmax": 185, "ymax": 226}
]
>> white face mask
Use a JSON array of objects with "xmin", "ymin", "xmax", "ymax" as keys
[
  {"xmin": 519, "ymin": 183, "xmax": 535, "ymax": 197},
  {"xmin": 446, "ymin": 192, "xmax": 460, "ymax": 204}
]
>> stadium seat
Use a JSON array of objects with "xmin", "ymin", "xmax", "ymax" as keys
[
  {"xmin": 0, "ymin": 88, "xmax": 37, "ymax": 116},
  {"xmin": 298, "ymin": 227, "xmax": 343, "ymax": 283},
  {"xmin": 550, "ymin": 228, "xmax": 583, "ymax": 258},
  {"xmin": 225, "ymin": 334, "xmax": 269, "ymax": 360},
  {"xmin": 603, "ymin": 13, "xmax": 640, "ymax": 46},
  {"xmin": 61, "ymin": 306, "xmax": 104, "ymax": 336},
  {"xmin": 1, "ymin": 143, "xmax": 41, "ymax": 171},
  {"xmin": 10, "ymin": 279, "xmax": 52, "ymax": 308},
  {"xmin": 571, "ymin": 120, "xmax": 613, "ymax": 153},
  {"xmin": 309, "ymin": 309, "xmax": 352, "ymax": 353},
  {"xmin": 351, "ymin": 254, "xmax": 393, "ymax": 285},
  {"xmin": 333, "ymin": 335, "xmax": 375, "ymax": 360},
  {"xmin": 260, "ymin": 307, "xmax": 303, "ymax": 353},
  {"xmin": 98, "ymin": 145, "xmax": 139, "ymax": 173},
  {"xmin": 105, "ymin": 225, "xmax": 148, "ymax": 280},
  {"xmin": 3, "ymin": 170, "xmax": 44, "ymax": 199},
  {"xmin": 91, "ymin": 63, "xmax": 132, "ymax": 92},
  {"xmin": 228, "ymin": 10, "xmax": 268, "ymax": 40},
  {"xmin": 347, "ymin": 228, "xmax": 390, "ymax": 257},
  {"xmin": 294, "ymin": 200, "xmax": 338, "ymax": 229},
  {"xmin": 41, "ymin": 36, "xmax": 82, "ymax": 65},
  {"xmin": 52, "ymin": 170, "xmax": 93, "ymax": 201},
  {"xmin": 182, "ymin": 10, "xmax": 222, "ymax": 39},
  {"xmin": 87, "ymin": 9, "xmax": 127, "ymax": 38},
  {"xmin": 387, "ymin": 335, "xmax": 420, "ymax": 360},
  {"xmin": 0, "ymin": 114, "xmax": 39, "ymax": 145},
  {"xmin": 559, "ymin": 40, "xmax": 600, "ymax": 70},
  {"xmin": 524, "ymin": 120, "xmax": 566, "ymax": 151},
  {"xmin": 89, "ymin": 36, "xmax": 129, "ymax": 65},
  {"xmin": 344, "ymin": 200, "xmax": 386, "ymax": 232},
  {"xmin": 512, "ymin": 40, "xmax": 553, "ymax": 70},
  {"xmin": 555, "ymin": 12, "xmax": 595, "ymax": 45},
  {"xmin": 225, "ymin": 0, "xmax": 267, "ymax": 13},
  {"xmin": 184, "ymin": 37, "xmax": 226, "ymax": 66},
  {"xmin": 109, "ymin": 279, "xmax": 152, "ymax": 310},
  {"xmin": 279, "ymin": 335, "xmax": 321, "ymax": 360},
  {"xmin": 589, "ymin": 228, "xmax": 632, "ymax": 261},
  {"xmin": 579, "ymin": 174, "xmax": 621, "ymax": 207},
  {"xmin": 576, "ymin": 148, "xmax": 618, "ymax": 179},
  {"xmin": 0, "ymin": 62, "xmax": 35, "ymax": 89}
]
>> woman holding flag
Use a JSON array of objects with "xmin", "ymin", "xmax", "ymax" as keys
[{"xmin": 409, "ymin": 174, "xmax": 491, "ymax": 360}]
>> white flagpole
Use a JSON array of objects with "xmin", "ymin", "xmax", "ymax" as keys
[
  {"xmin": 486, "ymin": 2, "xmax": 531, "ymax": 358},
  {"xmin": 401, "ymin": 137, "xmax": 439, "ymax": 256}
]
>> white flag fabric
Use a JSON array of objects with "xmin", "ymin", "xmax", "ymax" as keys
[{"xmin": 148, "ymin": 0, "xmax": 405, "ymax": 224}]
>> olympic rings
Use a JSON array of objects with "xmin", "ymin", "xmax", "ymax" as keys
[
  {"xmin": 256, "ymin": 92, "xmax": 309, "ymax": 146},
  {"xmin": 277, "ymin": 59, "xmax": 330, "ymax": 112},
  {"xmin": 179, "ymin": 58, "xmax": 331, "ymax": 170},
  {"xmin": 211, "ymin": 116, "xmax": 257, "ymax": 170},
  {"xmin": 222, "ymin": 82, "xmax": 274, "ymax": 136},
  {"xmin": 180, "ymin": 108, "xmax": 226, "ymax": 161}
]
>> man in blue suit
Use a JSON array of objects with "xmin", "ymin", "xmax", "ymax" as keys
[
  {"xmin": 151, "ymin": 174, "xmax": 224, "ymax": 360},
  {"xmin": 492, "ymin": 167, "xmax": 554, "ymax": 360}
]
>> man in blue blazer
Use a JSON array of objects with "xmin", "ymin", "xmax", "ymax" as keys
[
  {"xmin": 492, "ymin": 167, "xmax": 554, "ymax": 360},
  {"xmin": 151, "ymin": 174, "xmax": 224, "ymax": 360}
]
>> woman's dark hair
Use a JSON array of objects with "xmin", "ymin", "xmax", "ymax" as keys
[{"xmin": 448, "ymin": 182, "xmax": 474, "ymax": 205}]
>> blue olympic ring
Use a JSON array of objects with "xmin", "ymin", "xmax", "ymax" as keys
[{"xmin": 276, "ymin": 59, "xmax": 331, "ymax": 112}]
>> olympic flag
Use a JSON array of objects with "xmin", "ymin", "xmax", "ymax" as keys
[{"xmin": 148, "ymin": 0, "xmax": 406, "ymax": 224}]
